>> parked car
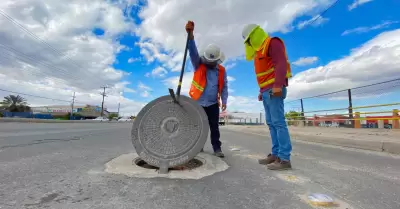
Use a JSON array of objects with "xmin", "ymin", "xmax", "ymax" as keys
[
  {"xmin": 219, "ymin": 117, "xmax": 225, "ymax": 126},
  {"xmin": 118, "ymin": 117, "xmax": 132, "ymax": 122},
  {"xmin": 92, "ymin": 117, "xmax": 108, "ymax": 122}
]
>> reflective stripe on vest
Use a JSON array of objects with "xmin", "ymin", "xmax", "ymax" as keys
[
  {"xmin": 189, "ymin": 64, "xmax": 226, "ymax": 103},
  {"xmin": 254, "ymin": 37, "xmax": 292, "ymax": 88},
  {"xmin": 191, "ymin": 80, "xmax": 204, "ymax": 91},
  {"xmin": 258, "ymin": 70, "xmax": 292, "ymax": 88}
]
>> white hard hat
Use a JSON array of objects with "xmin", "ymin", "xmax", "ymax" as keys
[
  {"xmin": 202, "ymin": 44, "xmax": 225, "ymax": 63},
  {"xmin": 242, "ymin": 24, "xmax": 258, "ymax": 41}
]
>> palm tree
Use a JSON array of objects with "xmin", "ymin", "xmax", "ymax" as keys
[{"xmin": 0, "ymin": 95, "xmax": 31, "ymax": 112}]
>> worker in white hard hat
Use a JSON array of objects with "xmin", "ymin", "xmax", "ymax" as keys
[
  {"xmin": 186, "ymin": 20, "xmax": 228, "ymax": 158},
  {"xmin": 241, "ymin": 23, "xmax": 293, "ymax": 170}
]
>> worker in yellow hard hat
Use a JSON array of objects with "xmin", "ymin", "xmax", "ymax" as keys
[{"xmin": 241, "ymin": 24, "xmax": 293, "ymax": 170}]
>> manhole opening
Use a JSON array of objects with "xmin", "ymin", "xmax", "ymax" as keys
[{"xmin": 133, "ymin": 157, "xmax": 203, "ymax": 171}]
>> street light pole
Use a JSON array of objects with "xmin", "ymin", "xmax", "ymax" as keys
[
  {"xmin": 117, "ymin": 102, "xmax": 120, "ymax": 117},
  {"xmin": 70, "ymin": 92, "xmax": 76, "ymax": 120}
]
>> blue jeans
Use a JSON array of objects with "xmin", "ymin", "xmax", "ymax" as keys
[{"xmin": 262, "ymin": 86, "xmax": 292, "ymax": 161}]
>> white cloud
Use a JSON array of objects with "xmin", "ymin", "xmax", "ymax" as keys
[
  {"xmin": 128, "ymin": 57, "xmax": 141, "ymax": 63},
  {"xmin": 342, "ymin": 21, "xmax": 399, "ymax": 36},
  {"xmin": 138, "ymin": 81, "xmax": 152, "ymax": 98},
  {"xmin": 227, "ymin": 95, "xmax": 263, "ymax": 113},
  {"xmin": 136, "ymin": 0, "xmax": 335, "ymax": 72},
  {"xmin": 148, "ymin": 66, "xmax": 168, "ymax": 78},
  {"xmin": 227, "ymin": 76, "xmax": 236, "ymax": 82},
  {"xmin": 0, "ymin": 0, "xmax": 144, "ymax": 115},
  {"xmin": 140, "ymin": 91, "xmax": 150, "ymax": 98},
  {"xmin": 225, "ymin": 62, "xmax": 237, "ymax": 70},
  {"xmin": 348, "ymin": 0, "xmax": 373, "ymax": 11},
  {"xmin": 163, "ymin": 73, "xmax": 193, "ymax": 97},
  {"xmin": 297, "ymin": 16, "xmax": 329, "ymax": 29},
  {"xmin": 287, "ymin": 29, "xmax": 400, "ymax": 100},
  {"xmin": 0, "ymin": 78, "xmax": 145, "ymax": 116},
  {"xmin": 138, "ymin": 81, "xmax": 152, "ymax": 91},
  {"xmin": 292, "ymin": 56, "xmax": 319, "ymax": 66}
]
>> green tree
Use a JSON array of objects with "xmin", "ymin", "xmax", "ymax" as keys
[
  {"xmin": 108, "ymin": 113, "xmax": 119, "ymax": 120},
  {"xmin": 285, "ymin": 111, "xmax": 302, "ymax": 125},
  {"xmin": 285, "ymin": 111, "xmax": 301, "ymax": 120},
  {"xmin": 0, "ymin": 95, "xmax": 31, "ymax": 112}
]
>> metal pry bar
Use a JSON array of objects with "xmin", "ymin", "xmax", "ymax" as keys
[{"xmin": 171, "ymin": 32, "xmax": 190, "ymax": 103}]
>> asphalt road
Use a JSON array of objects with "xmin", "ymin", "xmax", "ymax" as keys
[{"xmin": 0, "ymin": 123, "xmax": 399, "ymax": 209}]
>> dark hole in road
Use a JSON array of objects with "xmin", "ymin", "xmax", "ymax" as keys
[{"xmin": 133, "ymin": 157, "xmax": 203, "ymax": 171}]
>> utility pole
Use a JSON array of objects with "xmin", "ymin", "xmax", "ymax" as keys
[
  {"xmin": 70, "ymin": 92, "xmax": 76, "ymax": 120},
  {"xmin": 348, "ymin": 89, "xmax": 354, "ymax": 128},
  {"xmin": 100, "ymin": 86, "xmax": 109, "ymax": 117},
  {"xmin": 300, "ymin": 99, "xmax": 305, "ymax": 126},
  {"xmin": 117, "ymin": 102, "xmax": 120, "ymax": 117}
]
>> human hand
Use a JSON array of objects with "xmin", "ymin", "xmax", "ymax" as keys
[
  {"xmin": 258, "ymin": 93, "xmax": 262, "ymax": 101},
  {"xmin": 185, "ymin": 21, "xmax": 194, "ymax": 33},
  {"xmin": 272, "ymin": 87, "xmax": 283, "ymax": 97},
  {"xmin": 221, "ymin": 104, "xmax": 227, "ymax": 111}
]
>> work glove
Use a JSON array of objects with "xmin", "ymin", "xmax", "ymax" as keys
[
  {"xmin": 185, "ymin": 21, "xmax": 194, "ymax": 33},
  {"xmin": 185, "ymin": 21, "xmax": 194, "ymax": 39}
]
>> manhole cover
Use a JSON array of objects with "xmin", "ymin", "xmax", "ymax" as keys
[
  {"xmin": 134, "ymin": 157, "xmax": 203, "ymax": 171},
  {"xmin": 131, "ymin": 95, "xmax": 209, "ymax": 173}
]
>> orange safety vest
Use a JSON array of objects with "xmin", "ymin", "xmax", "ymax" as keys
[
  {"xmin": 189, "ymin": 64, "xmax": 226, "ymax": 106},
  {"xmin": 254, "ymin": 37, "xmax": 292, "ymax": 88}
]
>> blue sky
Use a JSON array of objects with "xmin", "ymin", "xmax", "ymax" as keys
[
  {"xmin": 110, "ymin": 0, "xmax": 400, "ymax": 114},
  {"xmin": 0, "ymin": 0, "xmax": 399, "ymax": 115}
]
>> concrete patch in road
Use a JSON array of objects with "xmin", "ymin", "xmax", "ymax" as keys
[
  {"xmin": 298, "ymin": 194, "xmax": 354, "ymax": 209},
  {"xmin": 232, "ymin": 153, "xmax": 265, "ymax": 160},
  {"xmin": 104, "ymin": 152, "xmax": 229, "ymax": 180},
  {"xmin": 292, "ymin": 152, "xmax": 317, "ymax": 160},
  {"xmin": 275, "ymin": 173, "xmax": 311, "ymax": 185},
  {"xmin": 229, "ymin": 146, "xmax": 241, "ymax": 151}
]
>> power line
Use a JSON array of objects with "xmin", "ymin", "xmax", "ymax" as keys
[
  {"xmin": 0, "ymin": 9, "xmax": 107, "ymax": 85},
  {"xmin": 285, "ymin": 77, "xmax": 400, "ymax": 103},
  {"xmin": 0, "ymin": 44, "xmax": 86, "ymax": 84},
  {"xmin": 0, "ymin": 88, "xmax": 71, "ymax": 103},
  {"xmin": 306, "ymin": 0, "xmax": 340, "ymax": 26}
]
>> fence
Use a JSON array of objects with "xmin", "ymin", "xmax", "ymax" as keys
[
  {"xmin": 284, "ymin": 78, "xmax": 400, "ymax": 129},
  {"xmin": 0, "ymin": 111, "xmax": 53, "ymax": 119},
  {"xmin": 220, "ymin": 112, "xmax": 265, "ymax": 125}
]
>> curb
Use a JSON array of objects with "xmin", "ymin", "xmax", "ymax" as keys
[
  {"xmin": 223, "ymin": 127, "xmax": 400, "ymax": 155},
  {"xmin": 0, "ymin": 118, "xmax": 133, "ymax": 123}
]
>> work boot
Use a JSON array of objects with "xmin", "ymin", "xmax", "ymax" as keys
[
  {"xmin": 258, "ymin": 154, "xmax": 277, "ymax": 165},
  {"xmin": 214, "ymin": 150, "xmax": 225, "ymax": 158},
  {"xmin": 267, "ymin": 158, "xmax": 292, "ymax": 170}
]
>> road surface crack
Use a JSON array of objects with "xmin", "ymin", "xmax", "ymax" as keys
[{"xmin": 0, "ymin": 136, "xmax": 81, "ymax": 149}]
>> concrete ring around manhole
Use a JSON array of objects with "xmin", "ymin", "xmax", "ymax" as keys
[{"xmin": 104, "ymin": 152, "xmax": 229, "ymax": 180}]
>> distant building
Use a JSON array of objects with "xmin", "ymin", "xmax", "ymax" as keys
[
  {"xmin": 308, "ymin": 114, "xmax": 351, "ymax": 127},
  {"xmin": 31, "ymin": 105, "xmax": 109, "ymax": 119}
]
